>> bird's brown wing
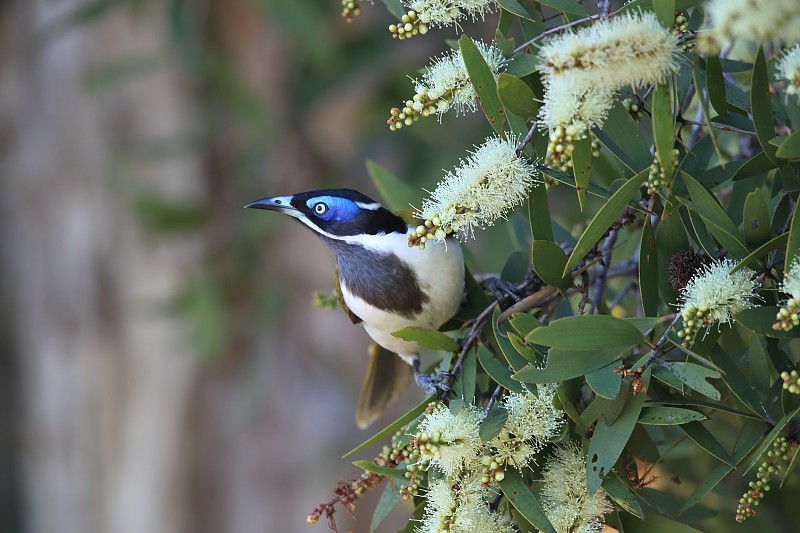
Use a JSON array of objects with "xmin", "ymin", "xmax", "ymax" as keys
[
  {"xmin": 356, "ymin": 343, "xmax": 413, "ymax": 429},
  {"xmin": 334, "ymin": 268, "xmax": 362, "ymax": 324}
]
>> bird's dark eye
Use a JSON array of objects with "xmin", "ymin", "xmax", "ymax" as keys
[{"xmin": 314, "ymin": 202, "xmax": 328, "ymax": 215}]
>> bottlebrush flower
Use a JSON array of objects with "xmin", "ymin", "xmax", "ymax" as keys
[
  {"xmin": 701, "ymin": 0, "xmax": 800, "ymax": 51},
  {"xmin": 418, "ymin": 474, "xmax": 513, "ymax": 533},
  {"xmin": 777, "ymin": 44, "xmax": 800, "ymax": 102},
  {"xmin": 538, "ymin": 77, "xmax": 615, "ymax": 138},
  {"xmin": 675, "ymin": 258, "xmax": 759, "ymax": 347},
  {"xmin": 540, "ymin": 444, "xmax": 610, "ymax": 533},
  {"xmin": 407, "ymin": 0, "xmax": 494, "ymax": 28},
  {"xmin": 414, "ymin": 404, "xmax": 483, "ymax": 476},
  {"xmin": 388, "ymin": 41, "xmax": 506, "ymax": 130},
  {"xmin": 774, "ymin": 257, "xmax": 800, "ymax": 331},
  {"xmin": 409, "ymin": 135, "xmax": 538, "ymax": 248}
]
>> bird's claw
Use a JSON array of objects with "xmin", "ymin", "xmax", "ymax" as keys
[{"xmin": 413, "ymin": 360, "xmax": 454, "ymax": 397}]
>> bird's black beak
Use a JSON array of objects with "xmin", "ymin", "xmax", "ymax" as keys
[{"xmin": 244, "ymin": 196, "xmax": 301, "ymax": 218}]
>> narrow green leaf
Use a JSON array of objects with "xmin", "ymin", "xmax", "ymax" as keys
[
  {"xmin": 736, "ymin": 306, "xmax": 800, "ymax": 339},
  {"xmin": 498, "ymin": 469, "xmax": 557, "ymax": 533},
  {"xmin": 343, "ymin": 397, "xmax": 430, "ymax": 458},
  {"xmin": 478, "ymin": 345, "xmax": 524, "ymax": 393},
  {"xmin": 745, "ymin": 405, "xmax": 800, "ymax": 474},
  {"xmin": 462, "ymin": 346, "xmax": 477, "ymax": 404},
  {"xmin": 603, "ymin": 475, "xmax": 644, "ymax": 519},
  {"xmin": 380, "ymin": 0, "xmax": 405, "ymax": 18},
  {"xmin": 392, "ymin": 327, "xmax": 458, "ymax": 352},
  {"xmin": 366, "ymin": 160, "xmax": 418, "ymax": 212},
  {"xmin": 639, "ymin": 218, "xmax": 659, "ymax": 317},
  {"xmin": 656, "ymin": 211, "xmax": 690, "ymax": 306},
  {"xmin": 662, "ymin": 362, "xmax": 721, "ymax": 401},
  {"xmin": 691, "ymin": 59, "xmax": 723, "ymax": 162},
  {"xmin": 650, "ymin": 397, "xmax": 763, "ymax": 420},
  {"xmin": 537, "ymin": 0, "xmax": 588, "ymax": 15},
  {"xmin": 529, "ymin": 184, "xmax": 554, "ymax": 241},
  {"xmin": 708, "ymin": 345, "xmax": 772, "ymax": 421},
  {"xmin": 706, "ymin": 54, "xmax": 728, "ymax": 117},
  {"xmin": 494, "ymin": 308, "xmax": 531, "ymax": 372},
  {"xmin": 748, "ymin": 336, "xmax": 770, "ymax": 400},
  {"xmin": 587, "ymin": 373, "xmax": 650, "ymax": 494},
  {"xmin": 563, "ymin": 171, "xmax": 645, "ymax": 276},
  {"xmin": 505, "ymin": 54, "xmax": 540, "ymax": 77},
  {"xmin": 751, "ymin": 46, "xmax": 778, "ymax": 163},
  {"xmin": 353, "ymin": 460, "xmax": 407, "ymax": 480},
  {"xmin": 480, "ymin": 403, "xmax": 509, "ymax": 441},
  {"xmin": 681, "ymin": 421, "xmax": 734, "ymax": 465},
  {"xmin": 733, "ymin": 151, "xmax": 779, "ymax": 181},
  {"xmin": 731, "ymin": 233, "xmax": 788, "ymax": 273},
  {"xmin": 497, "ymin": 73, "xmax": 537, "ymax": 120},
  {"xmin": 371, "ymin": 480, "xmax": 403, "ymax": 532},
  {"xmin": 508, "ymin": 331, "xmax": 540, "ymax": 364},
  {"xmin": 515, "ymin": 345, "xmax": 631, "ymax": 383},
  {"xmin": 510, "ymin": 312, "xmax": 542, "ymax": 338},
  {"xmin": 638, "ymin": 406, "xmax": 706, "ymax": 425},
  {"xmin": 775, "ymin": 128, "xmax": 800, "ymax": 159},
  {"xmin": 572, "ymin": 136, "xmax": 593, "ymax": 211},
  {"xmin": 586, "ymin": 362, "xmax": 623, "ymax": 399},
  {"xmin": 459, "ymin": 35, "xmax": 505, "ymax": 136},
  {"xmin": 786, "ymin": 196, "xmax": 800, "ymax": 267},
  {"xmin": 653, "ymin": 0, "xmax": 676, "ymax": 27},
  {"xmin": 496, "ymin": 0, "xmax": 537, "ymax": 19},
  {"xmin": 532, "ymin": 240, "xmax": 572, "ymax": 289},
  {"xmin": 526, "ymin": 314, "xmax": 644, "ymax": 349},
  {"xmin": 593, "ymin": 102, "xmax": 652, "ymax": 172},
  {"xmin": 625, "ymin": 317, "xmax": 660, "ymax": 335},
  {"xmin": 743, "ymin": 188, "xmax": 771, "ymax": 247},
  {"xmin": 681, "ymin": 172, "xmax": 749, "ymax": 258},
  {"xmin": 652, "ymin": 81, "xmax": 675, "ymax": 180}
]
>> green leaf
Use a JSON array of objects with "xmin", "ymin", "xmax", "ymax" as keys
[
  {"xmin": 681, "ymin": 172, "xmax": 749, "ymax": 259},
  {"xmin": 586, "ymin": 362, "xmax": 623, "ymax": 399},
  {"xmin": 392, "ymin": 327, "xmax": 458, "ymax": 352},
  {"xmin": 480, "ymin": 403, "xmax": 509, "ymax": 441},
  {"xmin": 371, "ymin": 480, "xmax": 403, "ymax": 532},
  {"xmin": 748, "ymin": 336, "xmax": 770, "ymax": 400},
  {"xmin": 478, "ymin": 345, "xmax": 524, "ymax": 393},
  {"xmin": 353, "ymin": 460, "xmax": 407, "ymax": 480},
  {"xmin": 603, "ymin": 475, "xmax": 644, "ymax": 519},
  {"xmin": 733, "ymin": 151, "xmax": 779, "ymax": 181},
  {"xmin": 706, "ymin": 54, "xmax": 728, "ymax": 117},
  {"xmin": 529, "ymin": 184, "xmax": 554, "ymax": 241},
  {"xmin": 366, "ymin": 160, "xmax": 417, "ymax": 212},
  {"xmin": 508, "ymin": 331, "xmax": 540, "ymax": 365},
  {"xmin": 743, "ymin": 188, "xmax": 772, "ymax": 248},
  {"xmin": 571, "ymin": 136, "xmax": 592, "ymax": 211},
  {"xmin": 736, "ymin": 307, "xmax": 800, "ymax": 339},
  {"xmin": 510, "ymin": 313, "xmax": 542, "ymax": 338},
  {"xmin": 731, "ymin": 233, "xmax": 788, "ymax": 273},
  {"xmin": 515, "ymin": 345, "xmax": 630, "ymax": 383},
  {"xmin": 775, "ymin": 128, "xmax": 800, "ymax": 159},
  {"xmin": 786, "ymin": 196, "xmax": 800, "ymax": 267},
  {"xmin": 691, "ymin": 59, "xmax": 723, "ymax": 162},
  {"xmin": 343, "ymin": 397, "xmax": 430, "ymax": 458},
  {"xmin": 526, "ymin": 314, "xmax": 644, "ymax": 349},
  {"xmin": 497, "ymin": 73, "xmax": 537, "ymax": 120},
  {"xmin": 537, "ymin": 0, "xmax": 588, "ymax": 15},
  {"xmin": 498, "ymin": 469, "xmax": 557, "ymax": 533},
  {"xmin": 661, "ymin": 362, "xmax": 721, "ymax": 401},
  {"xmin": 563, "ymin": 171, "xmax": 645, "ymax": 276},
  {"xmin": 593, "ymin": 102, "xmax": 652, "ymax": 172},
  {"xmin": 652, "ymin": 81, "xmax": 675, "ymax": 180},
  {"xmin": 639, "ymin": 218, "xmax": 659, "ymax": 317},
  {"xmin": 681, "ymin": 421, "xmax": 733, "ymax": 465},
  {"xmin": 744, "ymin": 404, "xmax": 800, "ymax": 474},
  {"xmin": 751, "ymin": 46, "xmax": 778, "ymax": 163},
  {"xmin": 708, "ymin": 345, "xmax": 772, "ymax": 421},
  {"xmin": 494, "ymin": 308, "xmax": 531, "ymax": 372},
  {"xmin": 656, "ymin": 211, "xmax": 690, "ymax": 306},
  {"xmin": 505, "ymin": 54, "xmax": 540, "ymax": 77},
  {"xmin": 496, "ymin": 0, "xmax": 537, "ymax": 19},
  {"xmin": 459, "ymin": 35, "xmax": 505, "ymax": 136},
  {"xmin": 620, "ymin": 513, "xmax": 704, "ymax": 532},
  {"xmin": 532, "ymin": 240, "xmax": 572, "ymax": 289},
  {"xmin": 461, "ymin": 346, "xmax": 477, "ymax": 404},
  {"xmin": 587, "ymin": 373, "xmax": 650, "ymax": 494},
  {"xmin": 638, "ymin": 406, "xmax": 706, "ymax": 425}
]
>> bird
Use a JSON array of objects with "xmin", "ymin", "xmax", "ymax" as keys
[{"xmin": 246, "ymin": 189, "xmax": 465, "ymax": 427}]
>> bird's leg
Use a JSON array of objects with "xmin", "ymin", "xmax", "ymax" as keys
[
  {"xmin": 480, "ymin": 277, "xmax": 522, "ymax": 310},
  {"xmin": 413, "ymin": 358, "xmax": 453, "ymax": 397}
]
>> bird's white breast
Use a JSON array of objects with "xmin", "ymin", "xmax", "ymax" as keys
[{"xmin": 338, "ymin": 230, "xmax": 464, "ymax": 364}]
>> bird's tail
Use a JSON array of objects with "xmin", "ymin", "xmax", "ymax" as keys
[{"xmin": 355, "ymin": 343, "xmax": 413, "ymax": 429}]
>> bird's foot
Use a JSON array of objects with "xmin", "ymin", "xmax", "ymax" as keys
[
  {"xmin": 413, "ymin": 359, "xmax": 453, "ymax": 397},
  {"xmin": 480, "ymin": 277, "xmax": 521, "ymax": 309}
]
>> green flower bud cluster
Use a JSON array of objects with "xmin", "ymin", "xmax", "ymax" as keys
[
  {"xmin": 622, "ymin": 97, "xmax": 644, "ymax": 123},
  {"xmin": 341, "ymin": 0, "xmax": 364, "ymax": 22},
  {"xmin": 387, "ymin": 90, "xmax": 443, "ymax": 131},
  {"xmin": 781, "ymin": 369, "xmax": 800, "ymax": 394},
  {"xmin": 736, "ymin": 436, "xmax": 792, "ymax": 522},
  {"xmin": 676, "ymin": 303, "xmax": 711, "ymax": 347},
  {"xmin": 479, "ymin": 454, "xmax": 507, "ymax": 486},
  {"xmin": 388, "ymin": 10, "xmax": 429, "ymax": 40},
  {"xmin": 544, "ymin": 125, "xmax": 600, "ymax": 174},
  {"xmin": 773, "ymin": 297, "xmax": 800, "ymax": 331},
  {"xmin": 408, "ymin": 216, "xmax": 454, "ymax": 250},
  {"xmin": 673, "ymin": 12, "xmax": 695, "ymax": 52},
  {"xmin": 645, "ymin": 148, "xmax": 680, "ymax": 195}
]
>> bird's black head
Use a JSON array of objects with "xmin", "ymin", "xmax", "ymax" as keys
[{"xmin": 245, "ymin": 189, "xmax": 407, "ymax": 238}]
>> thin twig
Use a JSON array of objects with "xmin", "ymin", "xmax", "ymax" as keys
[
  {"xmin": 513, "ymin": 14, "xmax": 600, "ymax": 53},
  {"xmin": 679, "ymin": 118, "xmax": 757, "ymax": 136},
  {"xmin": 450, "ymin": 301, "xmax": 498, "ymax": 378},
  {"xmin": 590, "ymin": 228, "xmax": 618, "ymax": 314},
  {"xmin": 516, "ymin": 121, "xmax": 538, "ymax": 157},
  {"xmin": 641, "ymin": 313, "xmax": 681, "ymax": 371},
  {"xmin": 484, "ymin": 383, "xmax": 504, "ymax": 414}
]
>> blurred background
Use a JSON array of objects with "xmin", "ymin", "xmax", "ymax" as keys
[{"xmin": 0, "ymin": 1, "xmax": 501, "ymax": 532}]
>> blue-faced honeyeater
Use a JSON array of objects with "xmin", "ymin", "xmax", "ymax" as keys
[{"xmin": 246, "ymin": 189, "xmax": 465, "ymax": 427}]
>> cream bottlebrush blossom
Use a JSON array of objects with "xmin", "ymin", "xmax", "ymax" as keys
[
  {"xmin": 774, "ymin": 258, "xmax": 800, "ymax": 331},
  {"xmin": 539, "ymin": 76, "xmax": 615, "ymax": 137},
  {"xmin": 777, "ymin": 44, "xmax": 800, "ymax": 101},
  {"xmin": 414, "ymin": 404, "xmax": 484, "ymax": 476},
  {"xmin": 410, "ymin": 135, "xmax": 538, "ymax": 247},
  {"xmin": 488, "ymin": 384, "xmax": 565, "ymax": 470},
  {"xmin": 540, "ymin": 444, "xmax": 610, "ymax": 533},
  {"xmin": 389, "ymin": 41, "xmax": 505, "ymax": 130},
  {"xmin": 538, "ymin": 11, "xmax": 680, "ymax": 91},
  {"xmin": 406, "ymin": 0, "xmax": 495, "ymax": 28},
  {"xmin": 675, "ymin": 258, "xmax": 759, "ymax": 346},
  {"xmin": 701, "ymin": 0, "xmax": 800, "ymax": 50},
  {"xmin": 418, "ymin": 474, "xmax": 496, "ymax": 533}
]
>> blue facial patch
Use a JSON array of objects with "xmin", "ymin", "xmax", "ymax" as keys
[{"xmin": 306, "ymin": 195, "xmax": 360, "ymax": 222}]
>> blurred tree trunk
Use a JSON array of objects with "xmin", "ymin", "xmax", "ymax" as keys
[{"xmin": 0, "ymin": 2, "xmax": 205, "ymax": 532}]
